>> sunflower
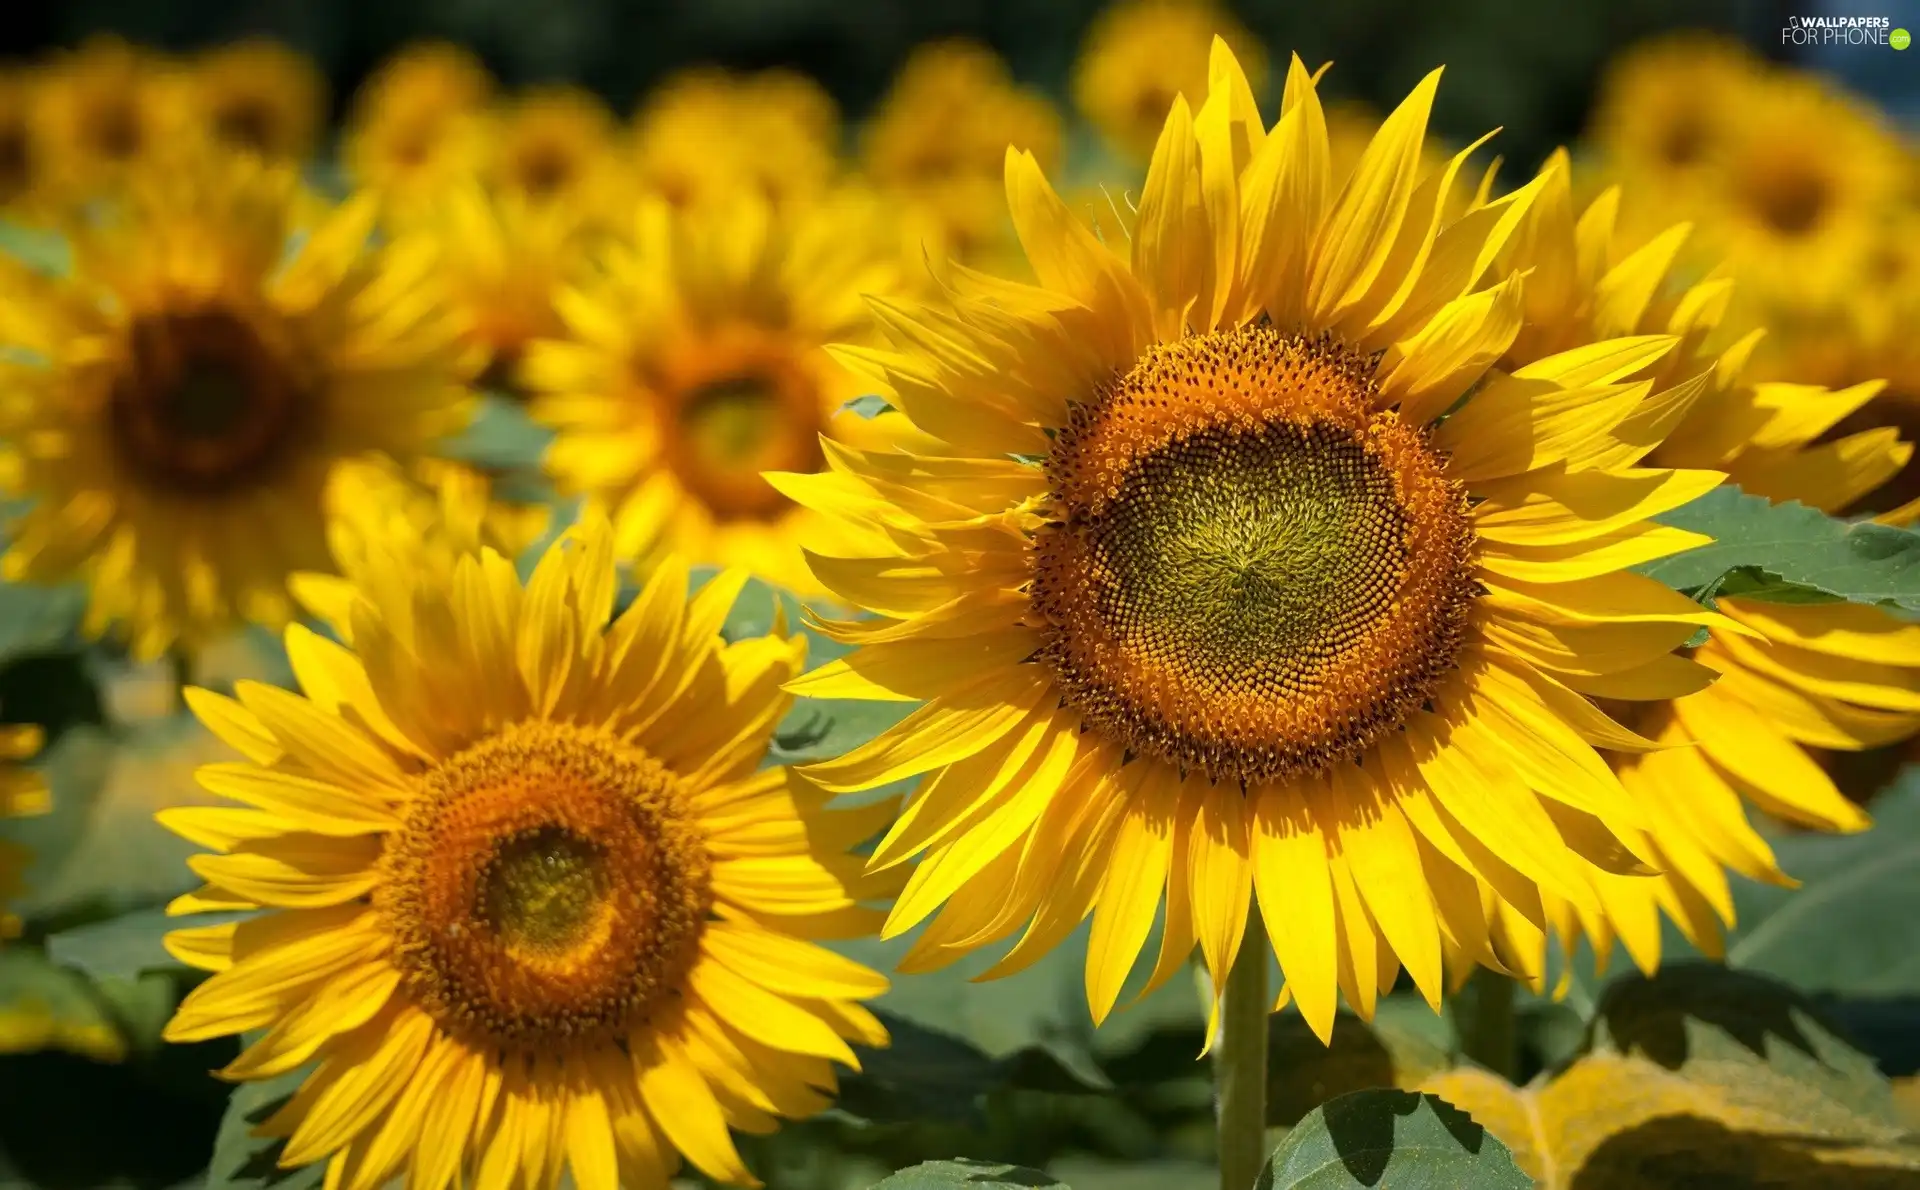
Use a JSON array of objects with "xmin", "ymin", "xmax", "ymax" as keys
[
  {"xmin": 1072, "ymin": 0, "xmax": 1268, "ymax": 162},
  {"xmin": 1587, "ymin": 34, "xmax": 1764, "ymax": 204},
  {"xmin": 397, "ymin": 184, "xmax": 595, "ymax": 390},
  {"xmin": 160, "ymin": 510, "xmax": 894, "ymax": 1189},
  {"xmin": 521, "ymin": 190, "xmax": 902, "ymax": 597},
  {"xmin": 0, "ymin": 722, "xmax": 49, "ymax": 942},
  {"xmin": 1499, "ymin": 150, "xmax": 1920, "ymax": 972},
  {"xmin": 1746, "ymin": 207, "xmax": 1920, "ymax": 524},
  {"xmin": 1687, "ymin": 73, "xmax": 1905, "ymax": 318},
  {"xmin": 486, "ymin": 86, "xmax": 628, "ymax": 222},
  {"xmin": 0, "ymin": 153, "xmax": 472, "ymax": 660},
  {"xmin": 630, "ymin": 68, "xmax": 840, "ymax": 212},
  {"xmin": 30, "ymin": 36, "xmax": 181, "ymax": 203},
  {"xmin": 777, "ymin": 42, "xmax": 1743, "ymax": 1040},
  {"xmin": 178, "ymin": 39, "xmax": 327, "ymax": 161},
  {"xmin": 343, "ymin": 42, "xmax": 494, "ymax": 218},
  {"xmin": 862, "ymin": 40, "xmax": 1062, "ymax": 268}
]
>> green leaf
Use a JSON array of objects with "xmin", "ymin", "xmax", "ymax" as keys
[
  {"xmin": 1641, "ymin": 487, "xmax": 1920, "ymax": 611},
  {"xmin": 1726, "ymin": 768, "xmax": 1920, "ymax": 996},
  {"xmin": 1046, "ymin": 1157, "xmax": 1217, "ymax": 1189},
  {"xmin": 203, "ymin": 1063, "xmax": 323, "ymax": 1190},
  {"xmin": 867, "ymin": 1158, "xmax": 1064, "ymax": 1188},
  {"xmin": 0, "ymin": 220, "xmax": 69, "ymax": 275},
  {"xmin": 0, "ymin": 580, "xmax": 87, "ymax": 668},
  {"xmin": 1587, "ymin": 963, "xmax": 1906, "ymax": 1129},
  {"xmin": 1258, "ymin": 1089, "xmax": 1530, "ymax": 1188},
  {"xmin": 438, "ymin": 392, "xmax": 554, "ymax": 473},
  {"xmin": 1423, "ymin": 964, "xmax": 1920, "ymax": 1186},
  {"xmin": 8, "ymin": 715, "xmax": 227, "ymax": 920},
  {"xmin": 47, "ymin": 907, "xmax": 219, "ymax": 981},
  {"xmin": 837, "ymin": 1011, "xmax": 1111, "ymax": 1129}
]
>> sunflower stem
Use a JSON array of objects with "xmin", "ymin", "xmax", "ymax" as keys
[
  {"xmin": 1214, "ymin": 907, "xmax": 1269, "ymax": 1190},
  {"xmin": 1457, "ymin": 967, "xmax": 1519, "ymax": 1081}
]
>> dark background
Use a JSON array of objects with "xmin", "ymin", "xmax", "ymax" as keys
[{"xmin": 6, "ymin": 0, "xmax": 1897, "ymax": 176}]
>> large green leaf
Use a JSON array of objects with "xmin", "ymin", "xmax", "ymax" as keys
[
  {"xmin": 1425, "ymin": 965, "xmax": 1920, "ymax": 1187},
  {"xmin": 867, "ymin": 1159, "xmax": 1064, "ymax": 1188},
  {"xmin": 9, "ymin": 716, "xmax": 227, "ymax": 919},
  {"xmin": 1586, "ymin": 964, "xmax": 1906, "ymax": 1128},
  {"xmin": 1256, "ymin": 1089, "xmax": 1530, "ymax": 1188},
  {"xmin": 1726, "ymin": 770, "xmax": 1920, "ymax": 996},
  {"xmin": 47, "ymin": 907, "xmax": 223, "ymax": 982},
  {"xmin": 1641, "ymin": 487, "xmax": 1920, "ymax": 610}
]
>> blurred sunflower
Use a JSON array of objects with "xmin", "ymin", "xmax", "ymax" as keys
[
  {"xmin": 178, "ymin": 38, "xmax": 327, "ymax": 161},
  {"xmin": 522, "ymin": 191, "xmax": 901, "ymax": 596},
  {"xmin": 1688, "ymin": 73, "xmax": 1905, "ymax": 317},
  {"xmin": 1072, "ymin": 0, "xmax": 1267, "ymax": 162},
  {"xmin": 343, "ymin": 42, "xmax": 494, "ymax": 218},
  {"xmin": 781, "ymin": 43, "xmax": 1741, "ymax": 1040},
  {"xmin": 1587, "ymin": 34, "xmax": 1764, "ymax": 204},
  {"xmin": 398, "ymin": 184, "xmax": 593, "ymax": 391},
  {"xmin": 862, "ymin": 40, "xmax": 1062, "ymax": 269},
  {"xmin": 0, "ymin": 722, "xmax": 49, "ymax": 941},
  {"xmin": 487, "ymin": 86, "xmax": 627, "ymax": 222},
  {"xmin": 0, "ymin": 153, "xmax": 472, "ymax": 660},
  {"xmin": 630, "ymin": 68, "xmax": 840, "ymax": 211},
  {"xmin": 1501, "ymin": 151, "xmax": 1920, "ymax": 972},
  {"xmin": 31, "ymin": 36, "xmax": 181, "ymax": 202},
  {"xmin": 1750, "ymin": 210, "xmax": 1920, "ymax": 523},
  {"xmin": 161, "ymin": 513, "xmax": 895, "ymax": 1189},
  {"xmin": 0, "ymin": 70, "xmax": 43, "ymax": 208}
]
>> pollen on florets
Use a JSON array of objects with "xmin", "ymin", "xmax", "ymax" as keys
[
  {"xmin": 379, "ymin": 720, "xmax": 711, "ymax": 1053},
  {"xmin": 1029, "ymin": 326, "xmax": 1478, "ymax": 786}
]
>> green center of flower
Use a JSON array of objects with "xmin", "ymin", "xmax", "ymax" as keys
[
  {"xmin": 480, "ymin": 826, "xmax": 610, "ymax": 954},
  {"xmin": 664, "ymin": 358, "xmax": 825, "ymax": 522},
  {"xmin": 1095, "ymin": 422, "xmax": 1415, "ymax": 689},
  {"xmin": 680, "ymin": 377, "xmax": 784, "ymax": 468},
  {"xmin": 1032, "ymin": 328, "xmax": 1478, "ymax": 786}
]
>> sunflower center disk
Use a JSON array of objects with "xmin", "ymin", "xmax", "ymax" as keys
[
  {"xmin": 1746, "ymin": 160, "xmax": 1830, "ymax": 236},
  {"xmin": 382, "ymin": 721, "xmax": 712, "ymax": 1052},
  {"xmin": 108, "ymin": 308, "xmax": 307, "ymax": 497},
  {"xmin": 1032, "ymin": 328, "xmax": 1479, "ymax": 787},
  {"xmin": 665, "ymin": 353, "xmax": 824, "ymax": 522}
]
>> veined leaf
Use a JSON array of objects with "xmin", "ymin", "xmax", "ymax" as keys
[
  {"xmin": 1640, "ymin": 487, "xmax": 1920, "ymax": 611},
  {"xmin": 869, "ymin": 1159, "xmax": 1063, "ymax": 1187},
  {"xmin": 1422, "ymin": 966, "xmax": 1920, "ymax": 1187},
  {"xmin": 1257, "ymin": 1089, "xmax": 1530, "ymax": 1188}
]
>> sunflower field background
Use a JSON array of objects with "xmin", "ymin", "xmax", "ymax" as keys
[{"xmin": 2, "ymin": 0, "xmax": 1920, "ymax": 1187}]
